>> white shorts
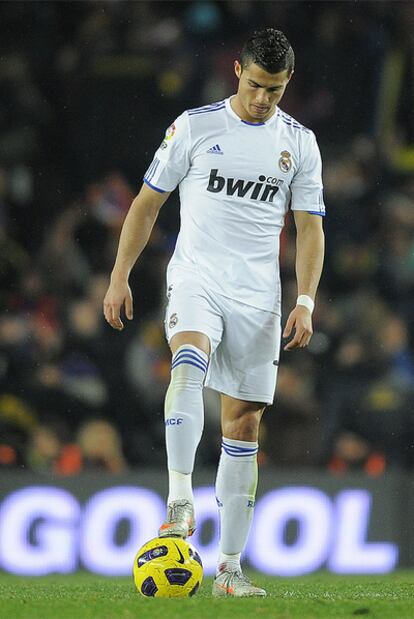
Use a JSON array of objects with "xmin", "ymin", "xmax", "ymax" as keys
[{"xmin": 164, "ymin": 271, "xmax": 281, "ymax": 404}]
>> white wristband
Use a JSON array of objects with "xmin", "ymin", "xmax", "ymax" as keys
[{"xmin": 296, "ymin": 294, "xmax": 314, "ymax": 314}]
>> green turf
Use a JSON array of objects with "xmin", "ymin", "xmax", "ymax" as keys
[{"xmin": 0, "ymin": 571, "xmax": 412, "ymax": 619}]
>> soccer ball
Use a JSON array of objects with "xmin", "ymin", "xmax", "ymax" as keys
[{"xmin": 133, "ymin": 536, "xmax": 203, "ymax": 598}]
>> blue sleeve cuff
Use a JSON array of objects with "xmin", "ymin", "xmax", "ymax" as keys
[{"xmin": 143, "ymin": 178, "xmax": 166, "ymax": 193}]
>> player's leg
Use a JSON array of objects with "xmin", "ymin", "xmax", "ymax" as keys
[
  {"xmin": 159, "ymin": 276, "xmax": 223, "ymax": 538},
  {"xmin": 213, "ymin": 395, "xmax": 267, "ymax": 597},
  {"xmin": 159, "ymin": 330, "xmax": 210, "ymax": 538},
  {"xmin": 206, "ymin": 297, "xmax": 280, "ymax": 596}
]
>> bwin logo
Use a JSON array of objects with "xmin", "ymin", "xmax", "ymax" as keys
[
  {"xmin": 165, "ymin": 417, "xmax": 184, "ymax": 426},
  {"xmin": 207, "ymin": 169, "xmax": 280, "ymax": 202}
]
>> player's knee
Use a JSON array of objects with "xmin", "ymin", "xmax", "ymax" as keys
[
  {"xmin": 222, "ymin": 408, "xmax": 264, "ymax": 442},
  {"xmin": 170, "ymin": 333, "xmax": 210, "ymax": 357},
  {"xmin": 169, "ymin": 344, "xmax": 209, "ymax": 393}
]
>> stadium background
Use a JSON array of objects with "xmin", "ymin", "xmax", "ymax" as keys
[{"xmin": 0, "ymin": 0, "xmax": 413, "ymax": 576}]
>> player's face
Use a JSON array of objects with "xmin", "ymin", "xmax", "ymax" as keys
[{"xmin": 233, "ymin": 60, "xmax": 292, "ymax": 123}]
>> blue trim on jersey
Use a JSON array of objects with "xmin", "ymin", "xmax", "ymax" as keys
[
  {"xmin": 277, "ymin": 110, "xmax": 310, "ymax": 133},
  {"xmin": 145, "ymin": 160, "xmax": 155, "ymax": 180},
  {"xmin": 143, "ymin": 178, "xmax": 166, "ymax": 193},
  {"xmin": 188, "ymin": 105, "xmax": 226, "ymax": 116},
  {"xmin": 145, "ymin": 158, "xmax": 160, "ymax": 182},
  {"xmin": 151, "ymin": 159, "xmax": 160, "ymax": 180},
  {"xmin": 307, "ymin": 211, "xmax": 326, "ymax": 216},
  {"xmin": 145, "ymin": 159, "xmax": 155, "ymax": 177},
  {"xmin": 171, "ymin": 359, "xmax": 207, "ymax": 373},
  {"xmin": 241, "ymin": 120, "xmax": 265, "ymax": 126},
  {"xmin": 281, "ymin": 119, "xmax": 306, "ymax": 131},
  {"xmin": 188, "ymin": 100, "xmax": 225, "ymax": 113}
]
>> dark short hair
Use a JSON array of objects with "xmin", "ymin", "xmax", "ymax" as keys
[{"xmin": 240, "ymin": 28, "xmax": 295, "ymax": 75}]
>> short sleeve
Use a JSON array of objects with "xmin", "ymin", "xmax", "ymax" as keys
[
  {"xmin": 290, "ymin": 131, "xmax": 325, "ymax": 216},
  {"xmin": 143, "ymin": 112, "xmax": 191, "ymax": 193}
]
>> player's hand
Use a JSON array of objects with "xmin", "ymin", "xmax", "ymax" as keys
[
  {"xmin": 283, "ymin": 305, "xmax": 313, "ymax": 351},
  {"xmin": 103, "ymin": 278, "xmax": 133, "ymax": 331}
]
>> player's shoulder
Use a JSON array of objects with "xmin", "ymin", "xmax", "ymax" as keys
[
  {"xmin": 183, "ymin": 99, "xmax": 227, "ymax": 135},
  {"xmin": 186, "ymin": 99, "xmax": 227, "ymax": 117},
  {"xmin": 276, "ymin": 108, "xmax": 313, "ymax": 136},
  {"xmin": 166, "ymin": 100, "xmax": 226, "ymax": 147}
]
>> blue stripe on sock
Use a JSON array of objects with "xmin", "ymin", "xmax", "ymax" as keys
[
  {"xmin": 173, "ymin": 350, "xmax": 208, "ymax": 365},
  {"xmin": 171, "ymin": 357, "xmax": 207, "ymax": 373},
  {"xmin": 172, "ymin": 352, "xmax": 208, "ymax": 371},
  {"xmin": 222, "ymin": 441, "xmax": 258, "ymax": 453},
  {"xmin": 222, "ymin": 442, "xmax": 258, "ymax": 457},
  {"xmin": 222, "ymin": 446, "xmax": 258, "ymax": 457},
  {"xmin": 171, "ymin": 359, "xmax": 207, "ymax": 373},
  {"xmin": 175, "ymin": 347, "xmax": 208, "ymax": 365},
  {"xmin": 222, "ymin": 446, "xmax": 258, "ymax": 455}
]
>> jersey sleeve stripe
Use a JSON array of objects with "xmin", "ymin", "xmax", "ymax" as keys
[
  {"xmin": 277, "ymin": 109, "xmax": 310, "ymax": 133},
  {"xmin": 187, "ymin": 100, "xmax": 225, "ymax": 113},
  {"xmin": 145, "ymin": 157, "xmax": 160, "ymax": 182},
  {"xmin": 144, "ymin": 159, "xmax": 156, "ymax": 180},
  {"xmin": 188, "ymin": 105, "xmax": 226, "ymax": 116}
]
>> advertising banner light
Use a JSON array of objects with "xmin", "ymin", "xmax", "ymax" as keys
[{"xmin": 0, "ymin": 483, "xmax": 399, "ymax": 576}]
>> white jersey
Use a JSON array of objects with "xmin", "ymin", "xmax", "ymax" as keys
[{"xmin": 144, "ymin": 97, "xmax": 325, "ymax": 314}]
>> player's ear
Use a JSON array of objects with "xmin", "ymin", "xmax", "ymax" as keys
[{"xmin": 234, "ymin": 60, "xmax": 242, "ymax": 79}]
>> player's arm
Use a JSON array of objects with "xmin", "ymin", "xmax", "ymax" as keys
[
  {"xmin": 103, "ymin": 183, "xmax": 170, "ymax": 331},
  {"xmin": 283, "ymin": 211, "xmax": 325, "ymax": 350}
]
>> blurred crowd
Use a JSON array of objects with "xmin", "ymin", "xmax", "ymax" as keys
[{"xmin": 0, "ymin": 1, "xmax": 413, "ymax": 475}]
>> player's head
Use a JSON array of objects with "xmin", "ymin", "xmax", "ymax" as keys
[
  {"xmin": 240, "ymin": 28, "xmax": 295, "ymax": 76},
  {"xmin": 234, "ymin": 28, "xmax": 294, "ymax": 123}
]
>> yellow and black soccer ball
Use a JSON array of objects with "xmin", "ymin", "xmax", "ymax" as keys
[{"xmin": 133, "ymin": 536, "xmax": 203, "ymax": 598}]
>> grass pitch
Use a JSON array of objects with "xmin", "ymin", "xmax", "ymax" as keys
[{"xmin": 0, "ymin": 571, "xmax": 412, "ymax": 619}]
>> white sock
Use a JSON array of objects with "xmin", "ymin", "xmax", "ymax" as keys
[
  {"xmin": 167, "ymin": 470, "xmax": 193, "ymax": 504},
  {"xmin": 164, "ymin": 345, "xmax": 208, "ymax": 500},
  {"xmin": 215, "ymin": 437, "xmax": 258, "ymax": 570},
  {"xmin": 217, "ymin": 552, "xmax": 241, "ymax": 575}
]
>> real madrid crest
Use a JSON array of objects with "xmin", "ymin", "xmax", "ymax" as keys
[
  {"xmin": 278, "ymin": 150, "xmax": 292, "ymax": 173},
  {"xmin": 169, "ymin": 313, "xmax": 178, "ymax": 329}
]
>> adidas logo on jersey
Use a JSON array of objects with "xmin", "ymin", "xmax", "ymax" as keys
[
  {"xmin": 207, "ymin": 169, "xmax": 282, "ymax": 203},
  {"xmin": 207, "ymin": 144, "xmax": 224, "ymax": 155}
]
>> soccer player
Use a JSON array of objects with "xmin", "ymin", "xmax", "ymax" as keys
[{"xmin": 103, "ymin": 28, "xmax": 325, "ymax": 597}]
